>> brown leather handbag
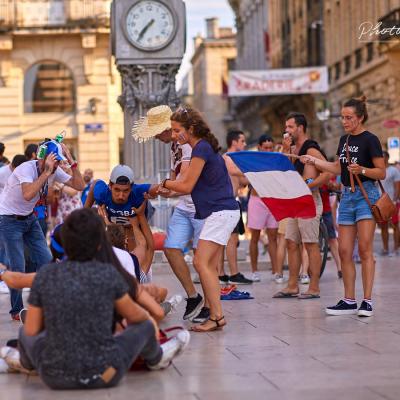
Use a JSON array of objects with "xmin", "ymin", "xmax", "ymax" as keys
[{"xmin": 346, "ymin": 135, "xmax": 396, "ymax": 223}]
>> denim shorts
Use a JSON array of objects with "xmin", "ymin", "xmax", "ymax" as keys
[
  {"xmin": 338, "ymin": 181, "xmax": 380, "ymax": 225},
  {"xmin": 164, "ymin": 207, "xmax": 204, "ymax": 250}
]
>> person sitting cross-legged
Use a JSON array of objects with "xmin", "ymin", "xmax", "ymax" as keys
[{"xmin": 0, "ymin": 208, "xmax": 189, "ymax": 389}]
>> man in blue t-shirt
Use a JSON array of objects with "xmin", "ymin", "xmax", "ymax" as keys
[{"xmin": 85, "ymin": 165, "xmax": 160, "ymax": 225}]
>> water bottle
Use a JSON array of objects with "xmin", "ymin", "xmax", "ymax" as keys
[
  {"xmin": 55, "ymin": 130, "xmax": 66, "ymax": 143},
  {"xmin": 37, "ymin": 144, "xmax": 47, "ymax": 159}
]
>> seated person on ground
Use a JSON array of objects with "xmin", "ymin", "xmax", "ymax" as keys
[
  {"xmin": 0, "ymin": 209, "xmax": 190, "ymax": 389},
  {"xmin": 0, "ymin": 217, "xmax": 174, "ymax": 322}
]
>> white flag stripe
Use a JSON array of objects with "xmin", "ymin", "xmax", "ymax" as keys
[{"xmin": 245, "ymin": 170, "xmax": 312, "ymax": 199}]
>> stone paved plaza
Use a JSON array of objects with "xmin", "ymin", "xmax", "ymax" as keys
[{"xmin": 0, "ymin": 248, "xmax": 400, "ymax": 400}]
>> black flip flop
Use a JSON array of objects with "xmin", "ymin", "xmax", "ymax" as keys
[{"xmin": 273, "ymin": 291, "xmax": 299, "ymax": 298}]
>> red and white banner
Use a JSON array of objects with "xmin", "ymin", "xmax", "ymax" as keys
[{"xmin": 228, "ymin": 66, "xmax": 329, "ymax": 97}]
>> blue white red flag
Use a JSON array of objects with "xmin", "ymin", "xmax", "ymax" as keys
[{"xmin": 228, "ymin": 151, "xmax": 316, "ymax": 221}]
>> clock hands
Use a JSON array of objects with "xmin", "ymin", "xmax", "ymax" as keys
[{"xmin": 137, "ymin": 19, "xmax": 155, "ymax": 42}]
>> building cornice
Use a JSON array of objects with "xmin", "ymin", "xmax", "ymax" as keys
[{"xmin": 191, "ymin": 39, "xmax": 236, "ymax": 64}]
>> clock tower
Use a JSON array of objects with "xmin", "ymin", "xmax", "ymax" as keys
[{"xmin": 111, "ymin": 0, "xmax": 186, "ymax": 181}]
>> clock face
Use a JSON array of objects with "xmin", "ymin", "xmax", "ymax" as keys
[{"xmin": 125, "ymin": 1, "xmax": 176, "ymax": 51}]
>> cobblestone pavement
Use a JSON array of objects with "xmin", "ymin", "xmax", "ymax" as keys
[{"xmin": 0, "ymin": 248, "xmax": 399, "ymax": 400}]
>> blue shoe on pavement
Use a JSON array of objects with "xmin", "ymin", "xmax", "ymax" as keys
[
  {"xmin": 325, "ymin": 300, "xmax": 357, "ymax": 316},
  {"xmin": 357, "ymin": 301, "xmax": 373, "ymax": 317}
]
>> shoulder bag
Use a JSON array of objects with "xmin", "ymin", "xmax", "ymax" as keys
[{"xmin": 346, "ymin": 135, "xmax": 396, "ymax": 223}]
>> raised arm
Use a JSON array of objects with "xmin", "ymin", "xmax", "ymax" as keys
[
  {"xmin": 21, "ymin": 154, "xmax": 56, "ymax": 201},
  {"xmin": 60, "ymin": 144, "xmax": 85, "ymax": 191}
]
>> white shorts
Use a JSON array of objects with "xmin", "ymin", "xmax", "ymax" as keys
[{"xmin": 199, "ymin": 209, "xmax": 240, "ymax": 246}]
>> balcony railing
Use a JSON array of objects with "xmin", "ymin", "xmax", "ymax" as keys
[
  {"xmin": 0, "ymin": 0, "xmax": 110, "ymax": 31},
  {"xmin": 378, "ymin": 7, "xmax": 400, "ymax": 42}
]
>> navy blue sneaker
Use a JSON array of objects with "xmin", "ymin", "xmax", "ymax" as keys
[
  {"xmin": 183, "ymin": 294, "xmax": 204, "ymax": 321},
  {"xmin": 325, "ymin": 300, "xmax": 357, "ymax": 316},
  {"xmin": 191, "ymin": 307, "xmax": 210, "ymax": 323},
  {"xmin": 357, "ymin": 301, "xmax": 373, "ymax": 317}
]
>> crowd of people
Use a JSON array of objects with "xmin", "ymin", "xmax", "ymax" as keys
[{"xmin": 0, "ymin": 95, "xmax": 398, "ymax": 389}]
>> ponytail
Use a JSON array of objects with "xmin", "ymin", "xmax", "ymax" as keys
[{"xmin": 204, "ymin": 131, "xmax": 221, "ymax": 153}]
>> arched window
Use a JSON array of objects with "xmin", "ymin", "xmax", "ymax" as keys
[{"xmin": 24, "ymin": 61, "xmax": 75, "ymax": 113}]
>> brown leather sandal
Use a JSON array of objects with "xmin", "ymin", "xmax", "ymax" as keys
[{"xmin": 190, "ymin": 316, "xmax": 226, "ymax": 332}]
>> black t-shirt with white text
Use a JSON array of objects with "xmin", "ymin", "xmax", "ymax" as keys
[{"xmin": 336, "ymin": 131, "xmax": 383, "ymax": 187}]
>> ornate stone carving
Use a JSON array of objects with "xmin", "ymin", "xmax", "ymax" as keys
[{"xmin": 117, "ymin": 64, "xmax": 180, "ymax": 116}]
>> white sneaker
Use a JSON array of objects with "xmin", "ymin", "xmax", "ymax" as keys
[
  {"xmin": 299, "ymin": 274, "xmax": 310, "ymax": 285},
  {"xmin": 274, "ymin": 274, "xmax": 285, "ymax": 284},
  {"xmin": 0, "ymin": 358, "xmax": 9, "ymax": 373},
  {"xmin": 147, "ymin": 330, "xmax": 190, "ymax": 370},
  {"xmin": 251, "ymin": 272, "xmax": 261, "ymax": 282},
  {"xmin": 0, "ymin": 347, "xmax": 33, "ymax": 374},
  {"xmin": 184, "ymin": 254, "xmax": 193, "ymax": 263},
  {"xmin": 166, "ymin": 294, "xmax": 184, "ymax": 313},
  {"xmin": 0, "ymin": 281, "xmax": 9, "ymax": 294},
  {"xmin": 22, "ymin": 288, "xmax": 30, "ymax": 293}
]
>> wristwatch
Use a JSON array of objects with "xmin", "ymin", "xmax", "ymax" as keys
[{"xmin": 361, "ymin": 168, "xmax": 366, "ymax": 175}]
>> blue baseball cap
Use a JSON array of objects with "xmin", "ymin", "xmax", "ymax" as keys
[{"xmin": 45, "ymin": 140, "xmax": 66, "ymax": 161}]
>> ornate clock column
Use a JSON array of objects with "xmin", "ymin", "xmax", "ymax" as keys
[{"xmin": 111, "ymin": 0, "xmax": 186, "ymax": 182}]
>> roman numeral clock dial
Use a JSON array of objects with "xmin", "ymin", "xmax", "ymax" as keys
[{"xmin": 125, "ymin": 1, "xmax": 177, "ymax": 51}]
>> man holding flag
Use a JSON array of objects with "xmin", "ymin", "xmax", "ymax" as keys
[
  {"xmin": 228, "ymin": 112, "xmax": 330, "ymax": 300},
  {"xmin": 276, "ymin": 112, "xmax": 330, "ymax": 299}
]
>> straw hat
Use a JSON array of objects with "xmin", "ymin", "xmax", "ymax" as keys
[{"xmin": 132, "ymin": 105, "xmax": 172, "ymax": 142}]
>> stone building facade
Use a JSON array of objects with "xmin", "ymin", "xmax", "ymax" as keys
[
  {"xmin": 227, "ymin": 0, "xmax": 269, "ymax": 139},
  {"xmin": 322, "ymin": 1, "xmax": 400, "ymax": 158},
  {"xmin": 0, "ymin": 0, "xmax": 124, "ymax": 180},
  {"xmin": 228, "ymin": 0, "xmax": 324, "ymax": 143},
  {"xmin": 229, "ymin": 0, "xmax": 400, "ymax": 158},
  {"xmin": 190, "ymin": 18, "xmax": 236, "ymax": 146}
]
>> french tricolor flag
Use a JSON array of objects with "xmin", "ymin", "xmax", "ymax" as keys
[{"xmin": 228, "ymin": 151, "xmax": 316, "ymax": 221}]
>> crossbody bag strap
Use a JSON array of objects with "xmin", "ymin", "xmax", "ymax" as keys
[
  {"xmin": 377, "ymin": 180, "xmax": 385, "ymax": 193},
  {"xmin": 353, "ymin": 173, "xmax": 373, "ymax": 209},
  {"xmin": 346, "ymin": 135, "xmax": 385, "ymax": 204},
  {"xmin": 345, "ymin": 135, "xmax": 355, "ymax": 192}
]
